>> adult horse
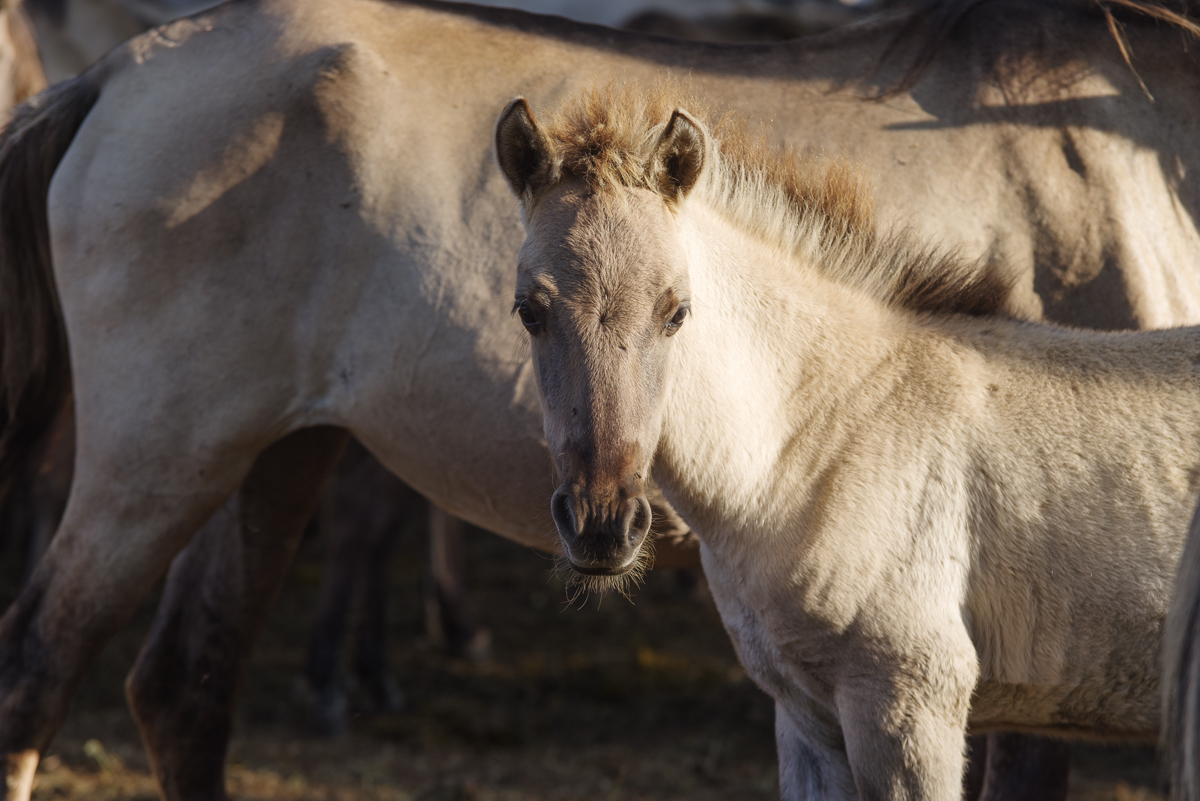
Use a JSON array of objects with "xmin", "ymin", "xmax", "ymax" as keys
[
  {"xmin": 495, "ymin": 82, "xmax": 1200, "ymax": 800},
  {"xmin": 1, "ymin": 0, "xmax": 1200, "ymax": 798}
]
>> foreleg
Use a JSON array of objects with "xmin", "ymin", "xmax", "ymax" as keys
[
  {"xmin": 837, "ymin": 646, "xmax": 977, "ymax": 801},
  {"xmin": 776, "ymin": 702, "xmax": 858, "ymax": 801}
]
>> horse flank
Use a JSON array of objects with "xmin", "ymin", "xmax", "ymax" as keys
[{"xmin": 533, "ymin": 83, "xmax": 1013, "ymax": 318}]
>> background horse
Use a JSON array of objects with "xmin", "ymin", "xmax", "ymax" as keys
[
  {"xmin": 2, "ymin": 0, "xmax": 1200, "ymax": 798},
  {"xmin": 496, "ymin": 82, "xmax": 1200, "ymax": 800}
]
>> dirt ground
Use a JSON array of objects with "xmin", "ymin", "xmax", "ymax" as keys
[{"xmin": 0, "ymin": 517, "xmax": 1170, "ymax": 801}]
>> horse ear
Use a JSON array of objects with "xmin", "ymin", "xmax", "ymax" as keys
[
  {"xmin": 496, "ymin": 97, "xmax": 554, "ymax": 202},
  {"xmin": 650, "ymin": 108, "xmax": 707, "ymax": 202}
]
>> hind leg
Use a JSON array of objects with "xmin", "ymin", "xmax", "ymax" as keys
[
  {"xmin": 305, "ymin": 445, "xmax": 415, "ymax": 732},
  {"xmin": 425, "ymin": 506, "xmax": 489, "ymax": 660},
  {"xmin": 347, "ymin": 491, "xmax": 408, "ymax": 713},
  {"xmin": 975, "ymin": 734, "xmax": 1070, "ymax": 801},
  {"xmin": 0, "ymin": 438, "xmax": 256, "ymax": 799},
  {"xmin": 126, "ymin": 426, "xmax": 348, "ymax": 800}
]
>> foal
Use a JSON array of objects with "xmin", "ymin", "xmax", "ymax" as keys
[{"xmin": 496, "ymin": 86, "xmax": 1200, "ymax": 800}]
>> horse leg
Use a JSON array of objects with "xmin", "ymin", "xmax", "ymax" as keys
[
  {"xmin": 22, "ymin": 399, "xmax": 74, "ymax": 582},
  {"xmin": 837, "ymin": 643, "xmax": 977, "ymax": 801},
  {"xmin": 307, "ymin": 443, "xmax": 396, "ymax": 733},
  {"xmin": 125, "ymin": 496, "xmax": 243, "ymax": 801},
  {"xmin": 976, "ymin": 734, "xmax": 1070, "ymax": 801},
  {"xmin": 305, "ymin": 446, "xmax": 412, "ymax": 730},
  {"xmin": 425, "ymin": 506, "xmax": 489, "ymax": 660},
  {"xmin": 348, "ymin": 499, "xmax": 404, "ymax": 714},
  {"xmin": 341, "ymin": 451, "xmax": 412, "ymax": 713},
  {"xmin": 0, "ymin": 448, "xmax": 255, "ymax": 800},
  {"xmin": 126, "ymin": 426, "xmax": 348, "ymax": 800},
  {"xmin": 775, "ymin": 702, "xmax": 858, "ymax": 800},
  {"xmin": 962, "ymin": 736, "xmax": 987, "ymax": 800},
  {"xmin": 303, "ymin": 487, "xmax": 365, "ymax": 736}
]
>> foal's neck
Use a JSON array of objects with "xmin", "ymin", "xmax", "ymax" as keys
[{"xmin": 654, "ymin": 201, "xmax": 927, "ymax": 540}]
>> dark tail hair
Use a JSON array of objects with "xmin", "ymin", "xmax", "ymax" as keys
[
  {"xmin": 0, "ymin": 74, "xmax": 100, "ymax": 505},
  {"xmin": 1166, "ymin": 501, "xmax": 1200, "ymax": 800}
]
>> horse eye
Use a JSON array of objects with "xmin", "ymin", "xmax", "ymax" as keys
[
  {"xmin": 516, "ymin": 299, "xmax": 542, "ymax": 334},
  {"xmin": 665, "ymin": 305, "xmax": 688, "ymax": 335}
]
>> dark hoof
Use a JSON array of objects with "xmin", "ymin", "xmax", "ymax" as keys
[
  {"xmin": 449, "ymin": 628, "xmax": 492, "ymax": 662},
  {"xmin": 292, "ymin": 676, "xmax": 349, "ymax": 737},
  {"xmin": 350, "ymin": 672, "xmax": 405, "ymax": 716}
]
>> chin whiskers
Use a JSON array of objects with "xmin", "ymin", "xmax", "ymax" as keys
[{"xmin": 551, "ymin": 539, "xmax": 655, "ymax": 608}]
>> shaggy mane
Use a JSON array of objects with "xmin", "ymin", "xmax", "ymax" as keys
[
  {"xmin": 881, "ymin": 0, "xmax": 1200, "ymax": 96},
  {"xmin": 536, "ymin": 83, "xmax": 1011, "ymax": 318}
]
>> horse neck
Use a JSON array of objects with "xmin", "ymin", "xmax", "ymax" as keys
[{"xmin": 653, "ymin": 201, "xmax": 921, "ymax": 541}]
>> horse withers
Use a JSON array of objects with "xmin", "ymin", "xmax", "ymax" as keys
[{"xmin": 497, "ymin": 85, "xmax": 1200, "ymax": 800}]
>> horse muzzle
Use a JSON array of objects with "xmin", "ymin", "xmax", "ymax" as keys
[{"xmin": 551, "ymin": 486, "xmax": 652, "ymax": 574}]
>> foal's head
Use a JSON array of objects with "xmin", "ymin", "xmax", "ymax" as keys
[{"xmin": 495, "ymin": 90, "xmax": 706, "ymax": 579}]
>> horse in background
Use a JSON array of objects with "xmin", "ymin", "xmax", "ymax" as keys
[
  {"xmin": 3, "ymin": 0, "xmax": 853, "ymax": 744},
  {"xmin": 298, "ymin": 441, "xmax": 492, "ymax": 737},
  {"xmin": 23, "ymin": 0, "xmax": 213, "ymax": 82}
]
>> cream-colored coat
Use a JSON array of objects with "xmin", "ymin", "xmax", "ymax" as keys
[
  {"xmin": 3, "ymin": 0, "xmax": 1200, "ymax": 796},
  {"xmin": 499, "ymin": 90, "xmax": 1200, "ymax": 799}
]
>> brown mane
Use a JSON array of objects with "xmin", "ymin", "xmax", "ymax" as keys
[
  {"xmin": 536, "ymin": 83, "xmax": 1011, "ymax": 318},
  {"xmin": 881, "ymin": 0, "xmax": 1200, "ymax": 96},
  {"xmin": 539, "ymin": 82, "xmax": 873, "ymax": 234}
]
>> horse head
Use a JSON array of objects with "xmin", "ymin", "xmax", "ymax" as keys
[{"xmin": 495, "ymin": 95, "xmax": 706, "ymax": 579}]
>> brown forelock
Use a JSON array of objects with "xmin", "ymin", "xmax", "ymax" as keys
[
  {"xmin": 879, "ymin": 0, "xmax": 1200, "ymax": 97},
  {"xmin": 535, "ymin": 83, "xmax": 1011, "ymax": 317}
]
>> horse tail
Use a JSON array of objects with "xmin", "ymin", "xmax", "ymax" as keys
[
  {"xmin": 1166, "ymin": 500, "xmax": 1200, "ymax": 801},
  {"xmin": 0, "ymin": 74, "xmax": 100, "ymax": 505}
]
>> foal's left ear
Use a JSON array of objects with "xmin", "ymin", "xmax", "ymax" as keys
[{"xmin": 649, "ymin": 108, "xmax": 707, "ymax": 203}]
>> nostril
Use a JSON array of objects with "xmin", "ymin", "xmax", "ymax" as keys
[
  {"xmin": 551, "ymin": 490, "xmax": 579, "ymax": 539},
  {"xmin": 627, "ymin": 495, "xmax": 652, "ymax": 547}
]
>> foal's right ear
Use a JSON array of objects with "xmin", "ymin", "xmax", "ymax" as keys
[
  {"xmin": 496, "ymin": 98, "xmax": 555, "ymax": 203},
  {"xmin": 649, "ymin": 108, "xmax": 707, "ymax": 203}
]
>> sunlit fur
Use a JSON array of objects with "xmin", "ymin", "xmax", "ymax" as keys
[
  {"xmin": 529, "ymin": 83, "xmax": 1012, "ymax": 319},
  {"xmin": 504, "ymin": 82, "xmax": 1200, "ymax": 800}
]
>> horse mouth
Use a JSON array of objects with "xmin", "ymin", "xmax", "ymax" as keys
[{"xmin": 569, "ymin": 561, "xmax": 636, "ymax": 577}]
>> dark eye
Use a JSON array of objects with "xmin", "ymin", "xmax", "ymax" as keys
[
  {"xmin": 665, "ymin": 304, "xmax": 688, "ymax": 335},
  {"xmin": 516, "ymin": 299, "xmax": 542, "ymax": 334}
]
